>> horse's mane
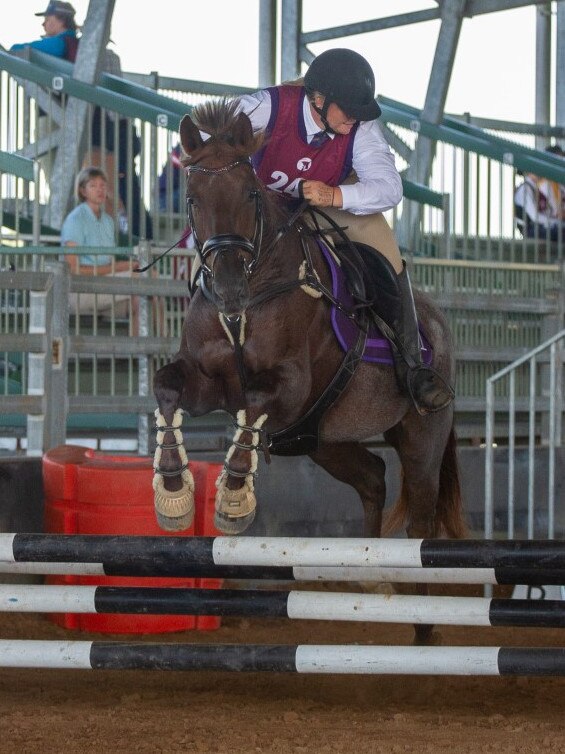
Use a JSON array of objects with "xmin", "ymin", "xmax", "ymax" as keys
[{"xmin": 188, "ymin": 97, "xmax": 266, "ymax": 159}]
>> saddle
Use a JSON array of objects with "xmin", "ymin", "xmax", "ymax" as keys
[
  {"xmin": 321, "ymin": 240, "xmax": 433, "ymax": 366},
  {"xmin": 336, "ymin": 240, "xmax": 402, "ymax": 325}
]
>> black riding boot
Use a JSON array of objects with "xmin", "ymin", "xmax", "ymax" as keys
[{"xmin": 393, "ymin": 264, "xmax": 454, "ymax": 414}]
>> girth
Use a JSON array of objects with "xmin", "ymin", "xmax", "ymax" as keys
[{"xmin": 267, "ymin": 314, "xmax": 368, "ymax": 456}]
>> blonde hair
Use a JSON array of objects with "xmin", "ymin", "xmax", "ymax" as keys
[{"xmin": 75, "ymin": 166, "xmax": 107, "ymax": 203}]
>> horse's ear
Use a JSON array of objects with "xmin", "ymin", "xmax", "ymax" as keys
[
  {"xmin": 179, "ymin": 114, "xmax": 204, "ymax": 156},
  {"xmin": 231, "ymin": 112, "xmax": 254, "ymax": 149}
]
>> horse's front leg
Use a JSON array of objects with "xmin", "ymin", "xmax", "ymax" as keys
[
  {"xmin": 152, "ymin": 359, "xmax": 195, "ymax": 531},
  {"xmin": 214, "ymin": 408, "xmax": 268, "ymax": 534}
]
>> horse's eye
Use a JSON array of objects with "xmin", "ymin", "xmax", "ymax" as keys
[{"xmin": 248, "ymin": 189, "xmax": 259, "ymax": 202}]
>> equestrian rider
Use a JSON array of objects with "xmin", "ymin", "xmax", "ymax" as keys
[{"xmin": 237, "ymin": 48, "xmax": 454, "ymax": 413}]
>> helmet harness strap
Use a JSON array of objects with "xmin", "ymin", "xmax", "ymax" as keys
[{"xmin": 309, "ymin": 95, "xmax": 337, "ymax": 136}]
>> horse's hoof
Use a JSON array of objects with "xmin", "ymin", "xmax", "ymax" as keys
[
  {"xmin": 154, "ymin": 481, "xmax": 195, "ymax": 532},
  {"xmin": 155, "ymin": 508, "xmax": 194, "ymax": 532},
  {"xmin": 214, "ymin": 479, "xmax": 256, "ymax": 535},
  {"xmin": 214, "ymin": 508, "xmax": 256, "ymax": 535}
]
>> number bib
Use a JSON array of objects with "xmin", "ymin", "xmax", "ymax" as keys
[{"xmin": 252, "ymin": 86, "xmax": 357, "ymax": 199}]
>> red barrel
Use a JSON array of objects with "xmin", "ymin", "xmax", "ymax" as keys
[{"xmin": 42, "ymin": 445, "xmax": 223, "ymax": 634}]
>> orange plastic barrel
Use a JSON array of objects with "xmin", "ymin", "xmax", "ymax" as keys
[{"xmin": 42, "ymin": 445, "xmax": 223, "ymax": 634}]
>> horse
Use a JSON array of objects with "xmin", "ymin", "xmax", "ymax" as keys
[{"xmin": 152, "ymin": 99, "xmax": 466, "ymax": 644}]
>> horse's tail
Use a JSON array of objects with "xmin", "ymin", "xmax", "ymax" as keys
[
  {"xmin": 435, "ymin": 427, "xmax": 467, "ymax": 538},
  {"xmin": 382, "ymin": 426, "xmax": 467, "ymax": 539}
]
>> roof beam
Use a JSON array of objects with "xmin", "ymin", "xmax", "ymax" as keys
[
  {"xmin": 302, "ymin": 1, "xmax": 548, "ymax": 45},
  {"xmin": 466, "ymin": 0, "xmax": 549, "ymax": 15}
]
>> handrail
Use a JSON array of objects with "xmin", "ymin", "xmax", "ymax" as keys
[
  {"xmin": 11, "ymin": 47, "xmax": 562, "ymax": 184},
  {"xmin": 484, "ymin": 328, "xmax": 565, "ymax": 543},
  {"xmin": 11, "ymin": 50, "xmax": 562, "ymax": 209},
  {"xmin": 26, "ymin": 49, "xmax": 193, "ymax": 120},
  {"xmin": 402, "ymin": 180, "xmax": 445, "ymax": 209},
  {"xmin": 380, "ymin": 95, "xmax": 565, "ymax": 170},
  {"xmin": 379, "ymin": 96, "xmax": 565, "ymax": 184},
  {"xmin": 0, "ymin": 49, "xmax": 182, "ymax": 129},
  {"xmin": 0, "ymin": 150, "xmax": 37, "ymax": 183}
]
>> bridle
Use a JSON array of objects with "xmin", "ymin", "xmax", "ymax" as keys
[{"xmin": 186, "ymin": 158, "xmax": 264, "ymax": 278}]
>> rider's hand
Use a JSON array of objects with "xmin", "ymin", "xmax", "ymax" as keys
[{"xmin": 301, "ymin": 180, "xmax": 340, "ymax": 208}]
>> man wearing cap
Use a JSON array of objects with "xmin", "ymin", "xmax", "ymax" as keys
[
  {"xmin": 10, "ymin": 2, "xmax": 79, "ymax": 61},
  {"xmin": 236, "ymin": 48, "xmax": 453, "ymax": 413}
]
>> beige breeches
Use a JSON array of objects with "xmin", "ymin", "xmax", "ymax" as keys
[{"xmin": 308, "ymin": 208, "xmax": 403, "ymax": 274}]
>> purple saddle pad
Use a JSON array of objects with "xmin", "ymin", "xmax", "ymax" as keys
[{"xmin": 317, "ymin": 241, "xmax": 433, "ymax": 366}]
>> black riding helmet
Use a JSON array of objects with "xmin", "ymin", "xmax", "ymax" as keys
[{"xmin": 304, "ymin": 48, "xmax": 381, "ymax": 130}]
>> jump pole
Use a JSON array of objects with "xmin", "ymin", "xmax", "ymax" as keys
[
  {"xmin": 1, "ymin": 641, "xmax": 565, "ymax": 675},
  {"xmin": 3, "ymin": 534, "xmax": 565, "ymax": 570},
  {"xmin": 1, "ymin": 584, "xmax": 565, "ymax": 627},
  {"xmin": 3, "ymin": 558, "xmax": 565, "ymax": 585},
  {"xmin": 2, "ymin": 560, "xmax": 565, "ymax": 585}
]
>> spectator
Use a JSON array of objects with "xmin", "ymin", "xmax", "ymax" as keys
[
  {"xmin": 514, "ymin": 146, "xmax": 565, "ymax": 242},
  {"xmin": 10, "ymin": 1, "xmax": 79, "ymax": 60},
  {"xmin": 158, "ymin": 143, "xmax": 184, "ymax": 213},
  {"xmin": 90, "ymin": 111, "xmax": 154, "ymax": 241},
  {"xmin": 10, "ymin": 2, "xmax": 153, "ymax": 241},
  {"xmin": 61, "ymin": 166, "xmax": 134, "ymax": 321},
  {"xmin": 10, "ymin": 2, "xmax": 79, "ymax": 184}
]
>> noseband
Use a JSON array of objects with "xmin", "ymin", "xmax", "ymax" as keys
[{"xmin": 186, "ymin": 158, "xmax": 264, "ymax": 278}]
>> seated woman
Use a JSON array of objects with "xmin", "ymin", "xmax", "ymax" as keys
[{"xmin": 60, "ymin": 166, "xmax": 133, "ymax": 319}]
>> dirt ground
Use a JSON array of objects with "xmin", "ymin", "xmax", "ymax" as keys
[{"xmin": 0, "ymin": 582, "xmax": 564, "ymax": 754}]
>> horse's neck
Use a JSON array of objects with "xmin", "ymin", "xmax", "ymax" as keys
[{"xmin": 255, "ymin": 221, "xmax": 315, "ymax": 289}]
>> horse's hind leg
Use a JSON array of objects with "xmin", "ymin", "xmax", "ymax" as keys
[
  {"xmin": 309, "ymin": 442, "xmax": 386, "ymax": 536},
  {"xmin": 384, "ymin": 413, "xmax": 463, "ymax": 646},
  {"xmin": 152, "ymin": 359, "xmax": 195, "ymax": 531}
]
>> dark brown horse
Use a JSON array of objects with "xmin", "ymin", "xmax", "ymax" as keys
[{"xmin": 152, "ymin": 100, "xmax": 466, "ymax": 642}]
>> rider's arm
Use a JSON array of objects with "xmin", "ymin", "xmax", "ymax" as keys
[
  {"xmin": 338, "ymin": 120, "xmax": 403, "ymax": 215},
  {"xmin": 235, "ymin": 90, "xmax": 272, "ymax": 132}
]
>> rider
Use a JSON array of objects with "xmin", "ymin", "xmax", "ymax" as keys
[{"xmin": 237, "ymin": 48, "xmax": 454, "ymax": 413}]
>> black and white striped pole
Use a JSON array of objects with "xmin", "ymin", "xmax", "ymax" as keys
[
  {"xmin": 1, "ymin": 641, "xmax": 564, "ymax": 676},
  {"xmin": 3, "ymin": 534, "xmax": 565, "ymax": 570},
  {"xmin": 1, "ymin": 585, "xmax": 564, "ymax": 628}
]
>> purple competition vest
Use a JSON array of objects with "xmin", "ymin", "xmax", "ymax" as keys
[{"xmin": 252, "ymin": 86, "xmax": 357, "ymax": 199}]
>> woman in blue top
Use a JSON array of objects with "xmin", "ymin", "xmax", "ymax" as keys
[
  {"xmin": 61, "ymin": 166, "xmax": 134, "ymax": 320},
  {"xmin": 61, "ymin": 166, "xmax": 116, "ymax": 270},
  {"xmin": 10, "ymin": 2, "xmax": 79, "ymax": 60}
]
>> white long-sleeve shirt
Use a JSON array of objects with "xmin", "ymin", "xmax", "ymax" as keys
[{"xmin": 237, "ymin": 88, "xmax": 403, "ymax": 215}]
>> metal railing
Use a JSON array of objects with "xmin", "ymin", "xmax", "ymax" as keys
[
  {"xmin": 0, "ymin": 49, "xmax": 450, "ymax": 255},
  {"xmin": 379, "ymin": 96, "xmax": 565, "ymax": 263},
  {"xmin": 484, "ymin": 329, "xmax": 565, "ymax": 542},
  {"xmin": 0, "ymin": 267, "xmax": 62, "ymax": 455},
  {"xmin": 1, "ymin": 247, "xmax": 564, "ymax": 453},
  {"xmin": 4, "ymin": 51, "xmax": 565, "ymax": 263},
  {"xmin": 0, "ymin": 254, "xmax": 190, "ymax": 452}
]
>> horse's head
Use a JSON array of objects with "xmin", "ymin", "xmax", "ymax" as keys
[{"xmin": 180, "ymin": 100, "xmax": 266, "ymax": 317}]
